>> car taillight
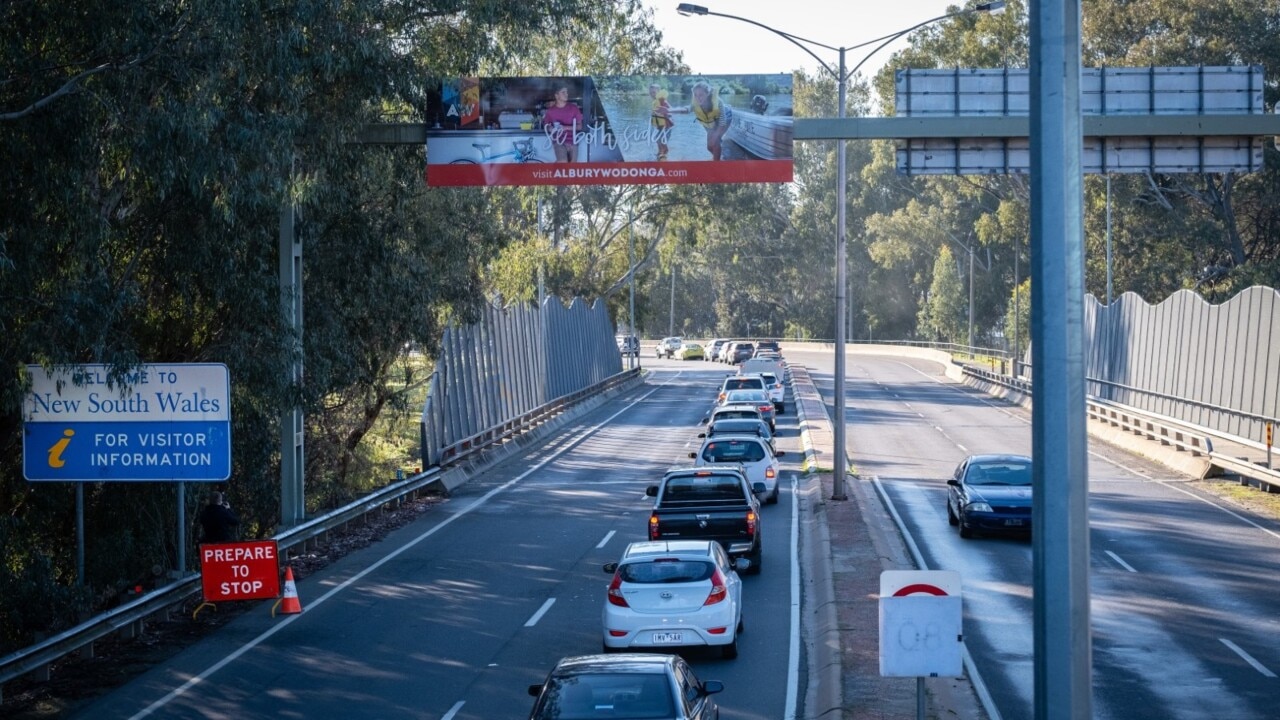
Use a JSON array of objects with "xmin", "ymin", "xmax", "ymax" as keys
[
  {"xmin": 718, "ymin": 392, "xmax": 726, "ymax": 403},
  {"xmin": 765, "ymin": 467, "xmax": 776, "ymax": 479},
  {"xmin": 649, "ymin": 513, "xmax": 659, "ymax": 540},
  {"xmin": 607, "ymin": 572, "xmax": 629, "ymax": 607},
  {"xmin": 746, "ymin": 510, "xmax": 757, "ymax": 535},
  {"xmin": 704, "ymin": 568, "xmax": 728, "ymax": 606},
  {"xmin": 758, "ymin": 404, "xmax": 771, "ymax": 413}
]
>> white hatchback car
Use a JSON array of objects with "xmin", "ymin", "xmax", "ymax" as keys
[
  {"xmin": 602, "ymin": 541, "xmax": 746, "ymax": 658},
  {"xmin": 689, "ymin": 434, "xmax": 783, "ymax": 504}
]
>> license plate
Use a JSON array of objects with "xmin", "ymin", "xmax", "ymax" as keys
[
  {"xmin": 652, "ymin": 631, "xmax": 684, "ymax": 644},
  {"xmin": 1005, "ymin": 519, "xmax": 1025, "ymax": 526}
]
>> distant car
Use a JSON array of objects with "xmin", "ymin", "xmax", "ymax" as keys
[
  {"xmin": 705, "ymin": 338, "xmax": 729, "ymax": 362},
  {"xmin": 527, "ymin": 653, "xmax": 725, "ymax": 720},
  {"xmin": 656, "ymin": 336, "xmax": 683, "ymax": 359},
  {"xmin": 676, "ymin": 342, "xmax": 706, "ymax": 361},
  {"xmin": 730, "ymin": 342, "xmax": 755, "ymax": 364},
  {"xmin": 616, "ymin": 335, "xmax": 639, "ymax": 357},
  {"xmin": 716, "ymin": 374, "xmax": 766, "ymax": 404},
  {"xmin": 946, "ymin": 454, "xmax": 1033, "ymax": 539},
  {"xmin": 753, "ymin": 340, "xmax": 781, "ymax": 356},
  {"xmin": 701, "ymin": 404, "xmax": 765, "ymax": 427},
  {"xmin": 600, "ymin": 540, "xmax": 747, "ymax": 658},
  {"xmin": 702, "ymin": 417, "xmax": 775, "ymax": 452},
  {"xmin": 690, "ymin": 434, "xmax": 783, "ymax": 504},
  {"xmin": 758, "ymin": 371, "xmax": 784, "ymax": 413},
  {"xmin": 717, "ymin": 341, "xmax": 740, "ymax": 363},
  {"xmin": 721, "ymin": 388, "xmax": 775, "ymax": 431}
]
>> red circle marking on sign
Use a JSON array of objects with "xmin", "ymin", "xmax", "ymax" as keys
[{"xmin": 893, "ymin": 583, "xmax": 949, "ymax": 597}]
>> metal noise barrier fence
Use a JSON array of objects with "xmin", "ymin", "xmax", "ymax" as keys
[
  {"xmin": 1069, "ymin": 286, "xmax": 1280, "ymax": 450},
  {"xmin": 420, "ymin": 296, "xmax": 623, "ymax": 467}
]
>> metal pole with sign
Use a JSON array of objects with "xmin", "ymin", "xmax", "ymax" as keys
[{"xmin": 880, "ymin": 571, "xmax": 963, "ymax": 720}]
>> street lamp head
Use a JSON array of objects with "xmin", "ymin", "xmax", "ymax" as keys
[
  {"xmin": 676, "ymin": 3, "xmax": 710, "ymax": 16},
  {"xmin": 976, "ymin": 1, "xmax": 1006, "ymax": 14}
]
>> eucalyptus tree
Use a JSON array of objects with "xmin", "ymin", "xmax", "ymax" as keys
[{"xmin": 1079, "ymin": 0, "xmax": 1280, "ymax": 299}]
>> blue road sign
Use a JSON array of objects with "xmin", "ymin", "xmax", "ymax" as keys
[{"xmin": 23, "ymin": 364, "xmax": 231, "ymax": 482}]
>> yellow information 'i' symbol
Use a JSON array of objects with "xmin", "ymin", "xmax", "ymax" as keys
[{"xmin": 47, "ymin": 429, "xmax": 75, "ymax": 468}]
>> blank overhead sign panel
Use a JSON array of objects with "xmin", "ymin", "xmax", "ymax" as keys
[{"xmin": 894, "ymin": 65, "xmax": 1267, "ymax": 175}]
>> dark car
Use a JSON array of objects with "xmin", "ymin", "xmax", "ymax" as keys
[
  {"xmin": 730, "ymin": 342, "xmax": 755, "ymax": 363},
  {"xmin": 528, "ymin": 653, "xmax": 724, "ymax": 720},
  {"xmin": 752, "ymin": 340, "xmax": 781, "ymax": 356},
  {"xmin": 946, "ymin": 454, "xmax": 1033, "ymax": 539}
]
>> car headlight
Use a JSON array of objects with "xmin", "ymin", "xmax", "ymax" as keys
[{"xmin": 967, "ymin": 502, "xmax": 993, "ymax": 513}]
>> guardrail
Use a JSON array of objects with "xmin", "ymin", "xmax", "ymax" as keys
[
  {"xmin": 962, "ymin": 365, "xmax": 1280, "ymax": 491},
  {"xmin": 0, "ymin": 368, "xmax": 642, "ymax": 701}
]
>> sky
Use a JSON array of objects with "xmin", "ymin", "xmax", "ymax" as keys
[{"xmin": 641, "ymin": 0, "xmax": 978, "ymax": 87}]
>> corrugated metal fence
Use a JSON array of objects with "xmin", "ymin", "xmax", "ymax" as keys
[
  {"xmin": 1083, "ymin": 286, "xmax": 1280, "ymax": 445},
  {"xmin": 419, "ymin": 296, "xmax": 622, "ymax": 467}
]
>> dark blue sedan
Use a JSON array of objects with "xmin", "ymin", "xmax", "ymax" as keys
[{"xmin": 945, "ymin": 454, "xmax": 1033, "ymax": 539}]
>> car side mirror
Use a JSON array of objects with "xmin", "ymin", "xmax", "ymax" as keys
[
  {"xmin": 702, "ymin": 680, "xmax": 725, "ymax": 696},
  {"xmin": 603, "ymin": 562, "xmax": 618, "ymax": 573},
  {"xmin": 699, "ymin": 417, "xmax": 709, "ymax": 425},
  {"xmin": 688, "ymin": 452, "xmax": 697, "ymax": 459},
  {"xmin": 733, "ymin": 557, "xmax": 751, "ymax": 573},
  {"xmin": 752, "ymin": 482, "xmax": 766, "ymax": 494},
  {"xmin": 775, "ymin": 450, "xmax": 785, "ymax": 457},
  {"xmin": 528, "ymin": 684, "xmax": 543, "ymax": 697},
  {"xmin": 646, "ymin": 485, "xmax": 658, "ymax": 496},
  {"xmin": 697, "ymin": 432, "xmax": 707, "ymax": 438},
  {"xmin": 946, "ymin": 479, "xmax": 959, "ymax": 486}
]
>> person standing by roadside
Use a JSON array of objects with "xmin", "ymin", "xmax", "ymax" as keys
[
  {"xmin": 541, "ymin": 84, "xmax": 583, "ymax": 163},
  {"xmin": 199, "ymin": 491, "xmax": 240, "ymax": 543}
]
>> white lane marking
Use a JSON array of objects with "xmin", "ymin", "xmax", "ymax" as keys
[
  {"xmin": 1220, "ymin": 638, "xmax": 1277, "ymax": 678},
  {"xmin": 870, "ymin": 476, "xmax": 1004, "ymax": 720},
  {"xmin": 525, "ymin": 598, "xmax": 556, "ymax": 627},
  {"xmin": 127, "ymin": 373, "xmax": 686, "ymax": 720},
  {"xmin": 785, "ymin": 474, "xmax": 800, "ymax": 720},
  {"xmin": 1104, "ymin": 550, "xmax": 1137, "ymax": 572},
  {"xmin": 596, "ymin": 530, "xmax": 616, "ymax": 549},
  {"xmin": 441, "ymin": 701, "xmax": 466, "ymax": 719}
]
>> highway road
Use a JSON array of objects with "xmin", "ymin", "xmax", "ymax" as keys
[
  {"xmin": 787, "ymin": 346, "xmax": 1280, "ymax": 720},
  {"xmin": 71, "ymin": 365, "xmax": 809, "ymax": 720}
]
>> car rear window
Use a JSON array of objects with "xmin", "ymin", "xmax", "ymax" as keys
[
  {"xmin": 724, "ymin": 377, "xmax": 764, "ymax": 391},
  {"xmin": 620, "ymin": 559, "xmax": 715, "ymax": 584},
  {"xmin": 710, "ymin": 420, "xmax": 768, "ymax": 437},
  {"xmin": 664, "ymin": 475, "xmax": 745, "ymax": 500},
  {"xmin": 725, "ymin": 390, "xmax": 769, "ymax": 404},
  {"xmin": 542, "ymin": 674, "xmax": 674, "ymax": 719},
  {"xmin": 702, "ymin": 439, "xmax": 766, "ymax": 463}
]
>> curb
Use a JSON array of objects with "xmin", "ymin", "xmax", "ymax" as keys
[{"xmin": 793, "ymin": 366, "xmax": 843, "ymax": 720}]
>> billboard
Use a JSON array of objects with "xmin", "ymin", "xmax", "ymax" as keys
[{"xmin": 425, "ymin": 74, "xmax": 793, "ymax": 187}]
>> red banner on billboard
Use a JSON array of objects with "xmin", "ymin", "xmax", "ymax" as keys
[
  {"xmin": 425, "ymin": 74, "xmax": 794, "ymax": 187},
  {"xmin": 199, "ymin": 540, "xmax": 281, "ymax": 602}
]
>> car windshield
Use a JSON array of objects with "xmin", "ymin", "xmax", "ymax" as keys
[
  {"xmin": 702, "ymin": 439, "xmax": 767, "ymax": 463},
  {"xmin": 620, "ymin": 559, "xmax": 714, "ymax": 584},
  {"xmin": 725, "ymin": 389, "xmax": 769, "ymax": 404},
  {"xmin": 966, "ymin": 461, "xmax": 1033, "ymax": 486},
  {"xmin": 541, "ymin": 674, "xmax": 674, "ymax": 719}
]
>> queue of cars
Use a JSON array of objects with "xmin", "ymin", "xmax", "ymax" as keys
[{"xmin": 529, "ymin": 342, "xmax": 796, "ymax": 719}]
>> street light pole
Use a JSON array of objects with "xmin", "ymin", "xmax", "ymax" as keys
[{"xmin": 677, "ymin": 1, "xmax": 1004, "ymax": 501}]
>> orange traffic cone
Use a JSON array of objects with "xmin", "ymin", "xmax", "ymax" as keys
[{"xmin": 278, "ymin": 567, "xmax": 303, "ymax": 615}]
